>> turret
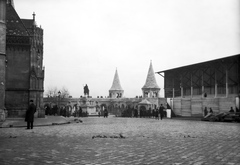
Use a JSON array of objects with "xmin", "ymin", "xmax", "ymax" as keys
[
  {"xmin": 142, "ymin": 61, "xmax": 160, "ymax": 98},
  {"xmin": 109, "ymin": 69, "xmax": 124, "ymax": 98}
]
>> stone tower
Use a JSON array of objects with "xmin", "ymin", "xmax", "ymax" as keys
[
  {"xmin": 142, "ymin": 61, "xmax": 160, "ymax": 98},
  {"xmin": 0, "ymin": 0, "xmax": 6, "ymax": 121},
  {"xmin": 5, "ymin": 2, "xmax": 44, "ymax": 117},
  {"xmin": 109, "ymin": 69, "xmax": 124, "ymax": 98}
]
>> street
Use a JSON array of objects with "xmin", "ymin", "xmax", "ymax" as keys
[{"xmin": 0, "ymin": 117, "xmax": 240, "ymax": 165}]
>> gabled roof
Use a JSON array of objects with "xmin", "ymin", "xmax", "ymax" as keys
[
  {"xmin": 109, "ymin": 69, "xmax": 123, "ymax": 91},
  {"xmin": 138, "ymin": 99, "xmax": 152, "ymax": 105},
  {"xmin": 142, "ymin": 61, "xmax": 160, "ymax": 89},
  {"xmin": 6, "ymin": 3, "xmax": 29, "ymax": 36}
]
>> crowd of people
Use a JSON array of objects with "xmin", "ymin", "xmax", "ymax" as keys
[
  {"xmin": 43, "ymin": 103, "xmax": 170, "ymax": 119},
  {"xmin": 204, "ymin": 106, "xmax": 239, "ymax": 117},
  {"xmin": 44, "ymin": 105, "xmax": 88, "ymax": 117},
  {"xmin": 121, "ymin": 104, "xmax": 167, "ymax": 120}
]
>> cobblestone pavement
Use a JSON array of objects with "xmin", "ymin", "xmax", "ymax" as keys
[{"xmin": 0, "ymin": 117, "xmax": 240, "ymax": 165}]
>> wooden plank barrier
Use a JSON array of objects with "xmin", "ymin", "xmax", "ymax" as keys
[
  {"xmin": 202, "ymin": 98, "xmax": 219, "ymax": 113},
  {"xmin": 172, "ymin": 96, "xmax": 237, "ymax": 117},
  {"xmin": 173, "ymin": 99, "xmax": 181, "ymax": 116},
  {"xmin": 219, "ymin": 97, "xmax": 235, "ymax": 113},
  {"xmin": 191, "ymin": 98, "xmax": 202, "ymax": 117},
  {"xmin": 181, "ymin": 98, "xmax": 191, "ymax": 116}
]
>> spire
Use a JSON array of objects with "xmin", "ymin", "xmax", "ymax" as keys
[
  {"xmin": 32, "ymin": 12, "xmax": 37, "ymax": 26},
  {"xmin": 109, "ymin": 69, "xmax": 123, "ymax": 91},
  {"xmin": 32, "ymin": 12, "xmax": 35, "ymax": 21},
  {"xmin": 142, "ymin": 61, "xmax": 160, "ymax": 89}
]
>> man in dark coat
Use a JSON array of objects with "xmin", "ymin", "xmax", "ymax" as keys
[
  {"xmin": 155, "ymin": 108, "xmax": 159, "ymax": 120},
  {"xmin": 159, "ymin": 104, "xmax": 164, "ymax": 120},
  {"xmin": 229, "ymin": 107, "xmax": 234, "ymax": 113},
  {"xmin": 104, "ymin": 109, "xmax": 108, "ymax": 118},
  {"xmin": 25, "ymin": 100, "xmax": 36, "ymax": 129},
  {"xmin": 204, "ymin": 107, "xmax": 208, "ymax": 117},
  {"xmin": 79, "ymin": 107, "xmax": 82, "ymax": 117}
]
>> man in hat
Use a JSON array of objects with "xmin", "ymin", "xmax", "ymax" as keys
[
  {"xmin": 25, "ymin": 100, "xmax": 36, "ymax": 129},
  {"xmin": 159, "ymin": 104, "xmax": 165, "ymax": 120}
]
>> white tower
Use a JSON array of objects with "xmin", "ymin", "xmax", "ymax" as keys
[
  {"xmin": 142, "ymin": 61, "xmax": 160, "ymax": 98},
  {"xmin": 109, "ymin": 69, "xmax": 124, "ymax": 98}
]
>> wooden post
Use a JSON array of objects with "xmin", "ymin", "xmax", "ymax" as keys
[
  {"xmin": 172, "ymin": 78, "xmax": 174, "ymax": 111},
  {"xmin": 226, "ymin": 69, "xmax": 229, "ymax": 97},
  {"xmin": 201, "ymin": 71, "xmax": 204, "ymax": 98},
  {"xmin": 172, "ymin": 88, "xmax": 175, "ymax": 98},
  {"xmin": 191, "ymin": 73, "xmax": 193, "ymax": 98},
  {"xmin": 181, "ymin": 75, "xmax": 183, "ymax": 98},
  {"xmin": 215, "ymin": 69, "xmax": 217, "ymax": 98},
  {"xmin": 215, "ymin": 84, "xmax": 218, "ymax": 98}
]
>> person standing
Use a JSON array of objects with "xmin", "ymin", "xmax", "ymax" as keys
[
  {"xmin": 229, "ymin": 107, "xmax": 234, "ymax": 113},
  {"xmin": 209, "ymin": 108, "xmax": 213, "ymax": 114},
  {"xmin": 204, "ymin": 107, "xmax": 208, "ymax": 117},
  {"xmin": 159, "ymin": 104, "xmax": 164, "ymax": 120},
  {"xmin": 106, "ymin": 109, "xmax": 108, "ymax": 118},
  {"xmin": 25, "ymin": 100, "xmax": 36, "ymax": 129},
  {"xmin": 155, "ymin": 108, "xmax": 159, "ymax": 120},
  {"xmin": 152, "ymin": 109, "xmax": 155, "ymax": 119},
  {"xmin": 104, "ymin": 108, "xmax": 108, "ymax": 118}
]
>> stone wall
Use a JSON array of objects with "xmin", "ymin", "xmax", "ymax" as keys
[{"xmin": 0, "ymin": 0, "xmax": 6, "ymax": 121}]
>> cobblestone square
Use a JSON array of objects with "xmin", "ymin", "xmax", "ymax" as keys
[{"xmin": 0, "ymin": 117, "xmax": 240, "ymax": 165}]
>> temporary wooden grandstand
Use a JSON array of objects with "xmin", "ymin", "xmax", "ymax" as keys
[{"xmin": 157, "ymin": 54, "xmax": 240, "ymax": 117}]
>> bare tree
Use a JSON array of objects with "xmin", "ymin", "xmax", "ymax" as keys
[
  {"xmin": 45, "ymin": 86, "xmax": 58, "ymax": 97},
  {"xmin": 45, "ymin": 86, "xmax": 70, "ymax": 98},
  {"xmin": 60, "ymin": 87, "xmax": 70, "ymax": 98}
]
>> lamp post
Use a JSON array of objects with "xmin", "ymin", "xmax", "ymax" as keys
[{"xmin": 58, "ymin": 91, "xmax": 61, "ymax": 115}]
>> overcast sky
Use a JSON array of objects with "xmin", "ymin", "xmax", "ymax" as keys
[{"xmin": 14, "ymin": 0, "xmax": 240, "ymax": 98}]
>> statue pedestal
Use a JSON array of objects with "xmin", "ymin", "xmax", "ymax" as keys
[
  {"xmin": 79, "ymin": 97, "xmax": 97, "ymax": 116},
  {"xmin": 81, "ymin": 105, "xmax": 97, "ymax": 116}
]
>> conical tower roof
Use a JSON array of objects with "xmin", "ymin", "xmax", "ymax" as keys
[
  {"xmin": 109, "ymin": 69, "xmax": 123, "ymax": 91},
  {"xmin": 142, "ymin": 61, "xmax": 160, "ymax": 89}
]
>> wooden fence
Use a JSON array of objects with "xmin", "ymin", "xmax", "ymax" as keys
[{"xmin": 172, "ymin": 96, "xmax": 237, "ymax": 117}]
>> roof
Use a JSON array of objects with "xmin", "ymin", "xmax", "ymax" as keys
[
  {"xmin": 156, "ymin": 54, "xmax": 240, "ymax": 74},
  {"xmin": 109, "ymin": 69, "xmax": 123, "ymax": 91},
  {"xmin": 21, "ymin": 19, "xmax": 35, "ymax": 35},
  {"xmin": 138, "ymin": 99, "xmax": 152, "ymax": 105},
  {"xmin": 6, "ymin": 3, "xmax": 29, "ymax": 36},
  {"xmin": 21, "ymin": 19, "xmax": 34, "ymax": 29},
  {"xmin": 142, "ymin": 61, "xmax": 160, "ymax": 89}
]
